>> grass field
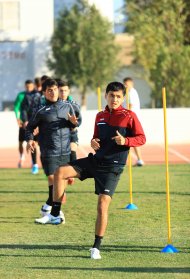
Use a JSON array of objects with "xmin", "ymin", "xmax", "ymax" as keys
[{"xmin": 0, "ymin": 165, "xmax": 189, "ymax": 279}]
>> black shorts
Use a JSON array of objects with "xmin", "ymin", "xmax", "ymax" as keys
[
  {"xmin": 70, "ymin": 130, "xmax": 78, "ymax": 144},
  {"xmin": 41, "ymin": 155, "xmax": 70, "ymax": 176},
  {"xmin": 19, "ymin": 127, "xmax": 25, "ymax": 142},
  {"xmin": 69, "ymin": 153, "xmax": 124, "ymax": 197}
]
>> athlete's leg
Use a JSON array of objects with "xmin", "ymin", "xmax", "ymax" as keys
[{"xmin": 95, "ymin": 194, "xmax": 112, "ymax": 237}]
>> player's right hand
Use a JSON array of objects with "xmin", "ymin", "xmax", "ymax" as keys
[{"xmin": 91, "ymin": 138, "xmax": 100, "ymax": 151}]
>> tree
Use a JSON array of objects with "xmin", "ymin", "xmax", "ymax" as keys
[
  {"xmin": 125, "ymin": 0, "xmax": 190, "ymax": 107},
  {"xmin": 48, "ymin": 0, "xmax": 119, "ymax": 108}
]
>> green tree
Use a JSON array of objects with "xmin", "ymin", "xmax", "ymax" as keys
[
  {"xmin": 48, "ymin": 0, "xmax": 119, "ymax": 108},
  {"xmin": 125, "ymin": 0, "xmax": 190, "ymax": 107}
]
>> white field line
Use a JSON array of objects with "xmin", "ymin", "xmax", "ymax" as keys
[
  {"xmin": 158, "ymin": 144, "xmax": 190, "ymax": 163},
  {"xmin": 168, "ymin": 147, "xmax": 190, "ymax": 164}
]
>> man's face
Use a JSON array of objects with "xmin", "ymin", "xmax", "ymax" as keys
[
  {"xmin": 58, "ymin": 86, "xmax": 70, "ymax": 101},
  {"xmin": 124, "ymin": 80, "xmax": 133, "ymax": 90},
  {"xmin": 25, "ymin": 83, "xmax": 34, "ymax": 92},
  {"xmin": 45, "ymin": 85, "xmax": 59, "ymax": 102},
  {"xmin": 105, "ymin": 90, "xmax": 124, "ymax": 110}
]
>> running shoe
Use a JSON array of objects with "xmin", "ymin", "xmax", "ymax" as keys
[
  {"xmin": 35, "ymin": 213, "xmax": 64, "ymax": 225},
  {"xmin": 32, "ymin": 164, "xmax": 39, "ymax": 174},
  {"xmin": 90, "ymin": 248, "xmax": 101, "ymax": 259}
]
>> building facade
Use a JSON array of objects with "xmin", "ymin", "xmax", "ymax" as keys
[{"xmin": 0, "ymin": 0, "xmax": 54, "ymax": 110}]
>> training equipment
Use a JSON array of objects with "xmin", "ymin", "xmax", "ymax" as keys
[
  {"xmin": 35, "ymin": 213, "xmax": 65, "ymax": 225},
  {"xmin": 124, "ymin": 87, "xmax": 138, "ymax": 210},
  {"xmin": 161, "ymin": 87, "xmax": 178, "ymax": 253},
  {"xmin": 90, "ymin": 248, "xmax": 101, "ymax": 259}
]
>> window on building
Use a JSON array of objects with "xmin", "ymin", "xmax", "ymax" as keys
[{"xmin": 0, "ymin": 1, "xmax": 20, "ymax": 31}]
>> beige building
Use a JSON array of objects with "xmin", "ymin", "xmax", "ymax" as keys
[{"xmin": 0, "ymin": 0, "xmax": 54, "ymax": 110}]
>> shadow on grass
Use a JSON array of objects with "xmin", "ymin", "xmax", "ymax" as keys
[
  {"xmin": 0, "ymin": 253, "xmax": 89, "ymax": 259},
  {"xmin": 116, "ymin": 191, "xmax": 190, "ymax": 196},
  {"xmin": 28, "ymin": 266, "xmax": 190, "ymax": 273},
  {"xmin": 0, "ymin": 190, "xmax": 92, "ymax": 194},
  {"xmin": 0, "ymin": 244, "xmax": 89, "ymax": 250},
  {"xmin": 0, "ymin": 178, "xmax": 46, "ymax": 182},
  {"xmin": 0, "ymin": 191, "xmax": 47, "ymax": 194},
  {"xmin": 0, "ymin": 200, "xmax": 45, "ymax": 203},
  {"xmin": 0, "ymin": 244, "xmax": 188, "ymax": 253}
]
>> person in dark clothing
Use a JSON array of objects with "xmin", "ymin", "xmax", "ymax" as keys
[
  {"xmin": 36, "ymin": 81, "xmax": 146, "ymax": 259},
  {"xmin": 21, "ymin": 83, "xmax": 42, "ymax": 174},
  {"xmin": 58, "ymin": 80, "xmax": 82, "ymax": 185},
  {"xmin": 25, "ymin": 79, "xmax": 79, "ymax": 224},
  {"xmin": 14, "ymin": 80, "xmax": 36, "ymax": 168}
]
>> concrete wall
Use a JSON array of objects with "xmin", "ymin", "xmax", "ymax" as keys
[{"xmin": 0, "ymin": 108, "xmax": 189, "ymax": 148}]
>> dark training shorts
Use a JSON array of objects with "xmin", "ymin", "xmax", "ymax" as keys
[
  {"xmin": 18, "ymin": 127, "xmax": 25, "ymax": 142},
  {"xmin": 69, "ymin": 153, "xmax": 124, "ymax": 197},
  {"xmin": 41, "ymin": 155, "xmax": 70, "ymax": 176},
  {"xmin": 19, "ymin": 128, "xmax": 38, "ymax": 142},
  {"xmin": 70, "ymin": 130, "xmax": 79, "ymax": 144}
]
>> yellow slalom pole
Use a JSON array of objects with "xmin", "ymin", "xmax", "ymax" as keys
[
  {"xmin": 97, "ymin": 86, "xmax": 102, "ymax": 111},
  {"xmin": 161, "ymin": 87, "xmax": 178, "ymax": 253},
  {"xmin": 126, "ymin": 88, "xmax": 133, "ymax": 204},
  {"xmin": 162, "ymin": 87, "xmax": 171, "ymax": 244},
  {"xmin": 125, "ymin": 87, "xmax": 137, "ymax": 209}
]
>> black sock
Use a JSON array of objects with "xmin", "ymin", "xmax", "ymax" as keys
[
  {"xmin": 93, "ymin": 235, "xmax": 103, "ymax": 250},
  {"xmin": 70, "ymin": 151, "xmax": 77, "ymax": 162},
  {"xmin": 46, "ymin": 185, "xmax": 53, "ymax": 206},
  {"xmin": 31, "ymin": 149, "xmax": 37, "ymax": 164},
  {"xmin": 51, "ymin": 202, "xmax": 61, "ymax": 217}
]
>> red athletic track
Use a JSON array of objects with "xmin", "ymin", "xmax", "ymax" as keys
[{"xmin": 0, "ymin": 144, "xmax": 189, "ymax": 169}]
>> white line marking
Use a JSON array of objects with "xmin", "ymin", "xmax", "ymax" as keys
[{"xmin": 168, "ymin": 147, "xmax": 190, "ymax": 163}]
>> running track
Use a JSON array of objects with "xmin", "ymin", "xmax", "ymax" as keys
[{"xmin": 0, "ymin": 144, "xmax": 189, "ymax": 168}]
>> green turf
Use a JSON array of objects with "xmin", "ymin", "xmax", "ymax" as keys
[{"xmin": 0, "ymin": 165, "xmax": 189, "ymax": 279}]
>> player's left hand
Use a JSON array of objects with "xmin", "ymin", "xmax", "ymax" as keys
[
  {"xmin": 68, "ymin": 113, "xmax": 78, "ymax": 126},
  {"xmin": 112, "ymin": 130, "xmax": 125, "ymax": 145},
  {"xmin": 26, "ymin": 140, "xmax": 36, "ymax": 153}
]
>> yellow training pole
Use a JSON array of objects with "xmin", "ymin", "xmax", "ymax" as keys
[
  {"xmin": 97, "ymin": 86, "xmax": 102, "ymax": 111},
  {"xmin": 161, "ymin": 87, "xmax": 178, "ymax": 253},
  {"xmin": 125, "ymin": 87, "xmax": 137, "ymax": 209}
]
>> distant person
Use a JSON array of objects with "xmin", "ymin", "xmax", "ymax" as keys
[
  {"xmin": 14, "ymin": 80, "xmax": 35, "ymax": 168},
  {"xmin": 34, "ymin": 77, "xmax": 42, "ymax": 94},
  {"xmin": 57, "ymin": 80, "xmax": 82, "ymax": 185},
  {"xmin": 21, "ymin": 80, "xmax": 41, "ymax": 174},
  {"xmin": 34, "ymin": 81, "xmax": 146, "ymax": 260},
  {"xmin": 123, "ymin": 77, "xmax": 144, "ymax": 166}
]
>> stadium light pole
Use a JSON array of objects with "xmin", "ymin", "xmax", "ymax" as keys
[
  {"xmin": 161, "ymin": 87, "xmax": 178, "ymax": 253},
  {"xmin": 124, "ymin": 87, "xmax": 138, "ymax": 210}
]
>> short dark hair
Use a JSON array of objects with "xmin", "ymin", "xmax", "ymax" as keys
[
  {"xmin": 106, "ymin": 81, "xmax": 126, "ymax": 96},
  {"xmin": 41, "ymin": 75, "xmax": 50, "ymax": 83},
  {"xmin": 34, "ymin": 77, "xmax": 42, "ymax": 87},
  {"xmin": 123, "ymin": 77, "xmax": 133, "ymax": 83},
  {"xmin": 42, "ymin": 78, "xmax": 58, "ymax": 91},
  {"xmin": 57, "ymin": 80, "xmax": 69, "ymax": 88},
  {"xmin": 25, "ymin": 79, "xmax": 33, "ymax": 85}
]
